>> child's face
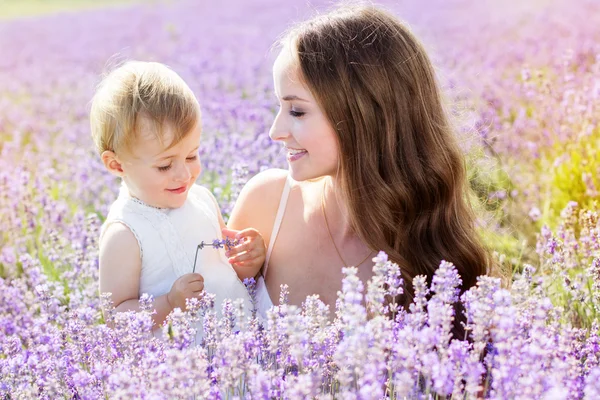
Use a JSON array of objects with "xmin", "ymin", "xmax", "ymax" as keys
[
  {"xmin": 270, "ymin": 48, "xmax": 339, "ymax": 182},
  {"xmin": 119, "ymin": 119, "xmax": 202, "ymax": 209}
]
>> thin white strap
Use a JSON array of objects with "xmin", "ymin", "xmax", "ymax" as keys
[{"xmin": 263, "ymin": 175, "xmax": 292, "ymax": 278}]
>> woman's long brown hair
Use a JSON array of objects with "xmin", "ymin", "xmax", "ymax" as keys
[{"xmin": 284, "ymin": 4, "xmax": 491, "ymax": 337}]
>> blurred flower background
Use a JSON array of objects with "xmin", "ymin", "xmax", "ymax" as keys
[{"xmin": 1, "ymin": 0, "xmax": 600, "ymax": 398}]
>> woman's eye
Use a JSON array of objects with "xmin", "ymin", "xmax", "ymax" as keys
[
  {"xmin": 289, "ymin": 110, "xmax": 305, "ymax": 117},
  {"xmin": 186, "ymin": 155, "xmax": 198, "ymax": 161}
]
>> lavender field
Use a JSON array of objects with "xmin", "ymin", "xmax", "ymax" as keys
[{"xmin": 2, "ymin": 0, "xmax": 600, "ymax": 398}]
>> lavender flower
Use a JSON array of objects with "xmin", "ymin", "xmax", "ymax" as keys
[{"xmin": 1, "ymin": 0, "xmax": 600, "ymax": 397}]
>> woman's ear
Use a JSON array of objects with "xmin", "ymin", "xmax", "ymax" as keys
[{"xmin": 101, "ymin": 150, "xmax": 125, "ymax": 177}]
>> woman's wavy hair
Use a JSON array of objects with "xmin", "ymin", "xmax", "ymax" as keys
[{"xmin": 283, "ymin": 4, "xmax": 491, "ymax": 337}]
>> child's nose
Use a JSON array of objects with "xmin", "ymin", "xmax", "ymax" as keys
[{"xmin": 174, "ymin": 163, "xmax": 191, "ymax": 182}]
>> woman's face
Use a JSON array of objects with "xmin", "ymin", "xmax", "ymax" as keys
[{"xmin": 270, "ymin": 47, "xmax": 339, "ymax": 182}]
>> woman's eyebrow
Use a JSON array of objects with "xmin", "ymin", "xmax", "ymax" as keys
[{"xmin": 282, "ymin": 94, "xmax": 309, "ymax": 102}]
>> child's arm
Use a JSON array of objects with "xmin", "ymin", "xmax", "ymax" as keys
[{"xmin": 99, "ymin": 223, "xmax": 204, "ymax": 329}]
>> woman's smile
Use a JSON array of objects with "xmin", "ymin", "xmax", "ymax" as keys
[{"xmin": 286, "ymin": 147, "xmax": 308, "ymax": 162}]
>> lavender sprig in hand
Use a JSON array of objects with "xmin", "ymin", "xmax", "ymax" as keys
[{"xmin": 192, "ymin": 237, "xmax": 240, "ymax": 273}]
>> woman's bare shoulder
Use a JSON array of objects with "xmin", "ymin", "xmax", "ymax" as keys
[
  {"xmin": 244, "ymin": 168, "xmax": 289, "ymax": 193},
  {"xmin": 228, "ymin": 168, "xmax": 289, "ymax": 239}
]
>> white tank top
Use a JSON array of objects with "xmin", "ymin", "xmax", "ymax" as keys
[{"xmin": 100, "ymin": 183, "xmax": 252, "ymax": 338}]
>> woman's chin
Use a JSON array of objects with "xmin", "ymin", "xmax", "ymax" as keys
[
  {"xmin": 287, "ymin": 165, "xmax": 311, "ymax": 182},
  {"xmin": 287, "ymin": 167, "xmax": 332, "ymax": 183}
]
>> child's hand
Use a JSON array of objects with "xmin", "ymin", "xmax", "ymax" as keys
[
  {"xmin": 167, "ymin": 273, "xmax": 204, "ymax": 311},
  {"xmin": 222, "ymin": 228, "xmax": 266, "ymax": 281}
]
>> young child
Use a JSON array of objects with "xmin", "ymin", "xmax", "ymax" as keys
[{"xmin": 90, "ymin": 61, "xmax": 265, "ymax": 337}]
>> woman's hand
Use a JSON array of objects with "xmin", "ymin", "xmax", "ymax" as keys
[{"xmin": 222, "ymin": 228, "xmax": 266, "ymax": 281}]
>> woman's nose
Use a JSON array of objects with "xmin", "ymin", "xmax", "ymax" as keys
[{"xmin": 269, "ymin": 112, "xmax": 290, "ymax": 142}]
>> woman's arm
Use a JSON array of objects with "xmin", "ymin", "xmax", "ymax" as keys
[
  {"xmin": 226, "ymin": 168, "xmax": 289, "ymax": 277},
  {"xmin": 99, "ymin": 223, "xmax": 174, "ymax": 329},
  {"xmin": 205, "ymin": 187, "xmax": 266, "ymax": 280}
]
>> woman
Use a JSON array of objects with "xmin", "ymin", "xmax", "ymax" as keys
[{"xmin": 227, "ymin": 3, "xmax": 490, "ymax": 337}]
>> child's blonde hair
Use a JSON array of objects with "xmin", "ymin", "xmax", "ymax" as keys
[{"xmin": 90, "ymin": 61, "xmax": 200, "ymax": 156}]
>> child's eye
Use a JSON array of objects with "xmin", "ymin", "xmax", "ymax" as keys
[
  {"xmin": 186, "ymin": 155, "xmax": 198, "ymax": 161},
  {"xmin": 157, "ymin": 164, "xmax": 172, "ymax": 172},
  {"xmin": 289, "ymin": 110, "xmax": 305, "ymax": 117}
]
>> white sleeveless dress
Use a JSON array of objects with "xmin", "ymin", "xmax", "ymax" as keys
[
  {"xmin": 100, "ymin": 182, "xmax": 252, "ymax": 340},
  {"xmin": 254, "ymin": 174, "xmax": 293, "ymax": 319}
]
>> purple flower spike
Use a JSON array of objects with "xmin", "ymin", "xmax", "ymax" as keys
[{"xmin": 1, "ymin": 0, "xmax": 600, "ymax": 397}]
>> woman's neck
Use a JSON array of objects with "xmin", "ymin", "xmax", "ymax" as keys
[{"xmin": 321, "ymin": 176, "xmax": 355, "ymax": 240}]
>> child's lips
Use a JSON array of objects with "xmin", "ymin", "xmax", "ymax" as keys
[{"xmin": 166, "ymin": 185, "xmax": 187, "ymax": 194}]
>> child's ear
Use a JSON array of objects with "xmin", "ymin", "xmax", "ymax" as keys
[{"xmin": 101, "ymin": 150, "xmax": 125, "ymax": 177}]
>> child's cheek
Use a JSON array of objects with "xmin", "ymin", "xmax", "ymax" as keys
[{"xmin": 192, "ymin": 161, "xmax": 202, "ymax": 179}]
